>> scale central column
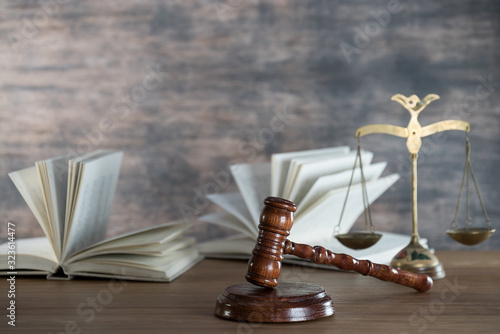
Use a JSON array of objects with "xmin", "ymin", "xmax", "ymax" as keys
[
  {"xmin": 411, "ymin": 153, "xmax": 419, "ymax": 242},
  {"xmin": 390, "ymin": 153, "xmax": 445, "ymax": 280}
]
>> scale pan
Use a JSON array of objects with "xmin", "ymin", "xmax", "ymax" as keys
[
  {"xmin": 446, "ymin": 228, "xmax": 495, "ymax": 246},
  {"xmin": 336, "ymin": 232, "xmax": 382, "ymax": 250}
]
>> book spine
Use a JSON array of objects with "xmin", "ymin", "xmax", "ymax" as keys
[{"xmin": 46, "ymin": 265, "xmax": 74, "ymax": 280}]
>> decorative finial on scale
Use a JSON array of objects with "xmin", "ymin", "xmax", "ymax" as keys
[
  {"xmin": 390, "ymin": 94, "xmax": 440, "ymax": 114},
  {"xmin": 390, "ymin": 93, "xmax": 441, "ymax": 153}
]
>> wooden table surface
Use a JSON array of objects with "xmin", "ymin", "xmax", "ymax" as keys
[{"xmin": 1, "ymin": 251, "xmax": 499, "ymax": 334}]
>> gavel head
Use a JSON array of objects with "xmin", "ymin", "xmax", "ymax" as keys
[{"xmin": 245, "ymin": 197, "xmax": 297, "ymax": 288}]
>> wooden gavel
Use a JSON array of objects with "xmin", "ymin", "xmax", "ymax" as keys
[{"xmin": 245, "ymin": 197, "xmax": 433, "ymax": 292}]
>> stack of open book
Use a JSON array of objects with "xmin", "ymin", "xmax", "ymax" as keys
[
  {"xmin": 0, "ymin": 150, "xmax": 201, "ymax": 281},
  {"xmin": 198, "ymin": 146, "xmax": 414, "ymax": 267}
]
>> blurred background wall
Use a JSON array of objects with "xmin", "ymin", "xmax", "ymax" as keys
[{"xmin": 1, "ymin": 0, "xmax": 499, "ymax": 250}]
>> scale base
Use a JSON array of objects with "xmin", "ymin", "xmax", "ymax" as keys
[
  {"xmin": 214, "ymin": 282, "xmax": 334, "ymax": 323},
  {"xmin": 390, "ymin": 237, "xmax": 446, "ymax": 280}
]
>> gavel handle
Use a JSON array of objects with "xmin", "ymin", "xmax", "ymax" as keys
[{"xmin": 284, "ymin": 240, "xmax": 433, "ymax": 292}]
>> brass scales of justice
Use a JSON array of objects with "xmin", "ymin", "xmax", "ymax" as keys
[{"xmin": 335, "ymin": 93, "xmax": 495, "ymax": 280}]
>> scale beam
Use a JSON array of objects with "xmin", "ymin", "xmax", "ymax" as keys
[
  {"xmin": 357, "ymin": 120, "xmax": 471, "ymax": 140},
  {"xmin": 356, "ymin": 124, "xmax": 408, "ymax": 139},
  {"xmin": 355, "ymin": 94, "xmax": 471, "ymax": 154},
  {"xmin": 421, "ymin": 120, "xmax": 470, "ymax": 137}
]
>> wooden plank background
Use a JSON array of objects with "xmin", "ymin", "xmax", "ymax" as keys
[{"xmin": 0, "ymin": 0, "xmax": 499, "ymax": 250}]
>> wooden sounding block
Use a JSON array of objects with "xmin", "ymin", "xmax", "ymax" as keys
[
  {"xmin": 215, "ymin": 282, "xmax": 334, "ymax": 323},
  {"xmin": 214, "ymin": 197, "xmax": 433, "ymax": 323}
]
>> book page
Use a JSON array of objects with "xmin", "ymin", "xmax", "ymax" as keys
[
  {"xmin": 89, "ymin": 222, "xmax": 188, "ymax": 248},
  {"xmin": 290, "ymin": 174, "xmax": 400, "ymax": 243},
  {"xmin": 281, "ymin": 149, "xmax": 354, "ymax": 198},
  {"xmin": 197, "ymin": 234, "xmax": 256, "ymax": 256},
  {"xmin": 281, "ymin": 159, "xmax": 302, "ymax": 198},
  {"xmin": 271, "ymin": 146, "xmax": 349, "ymax": 196},
  {"xmin": 66, "ymin": 248, "xmax": 201, "ymax": 282},
  {"xmin": 0, "ymin": 237, "xmax": 58, "ymax": 272},
  {"xmin": 67, "ymin": 237, "xmax": 194, "ymax": 260},
  {"xmin": 65, "ymin": 159, "xmax": 78, "ymax": 228},
  {"xmin": 65, "ymin": 149, "xmax": 109, "ymax": 232},
  {"xmin": 205, "ymin": 192, "xmax": 256, "ymax": 235},
  {"xmin": 283, "ymin": 152, "xmax": 358, "ymax": 200},
  {"xmin": 286, "ymin": 151, "xmax": 373, "ymax": 205},
  {"xmin": 63, "ymin": 151, "xmax": 123, "ymax": 260},
  {"xmin": 230, "ymin": 162, "xmax": 271, "ymax": 224},
  {"xmin": 118, "ymin": 237, "xmax": 194, "ymax": 256},
  {"xmin": 198, "ymin": 211, "xmax": 258, "ymax": 238},
  {"xmin": 66, "ymin": 222, "xmax": 190, "ymax": 262},
  {"xmin": 8, "ymin": 167, "xmax": 56, "ymax": 252},
  {"xmin": 297, "ymin": 162, "xmax": 387, "ymax": 215},
  {"xmin": 36, "ymin": 155, "xmax": 72, "ymax": 259}
]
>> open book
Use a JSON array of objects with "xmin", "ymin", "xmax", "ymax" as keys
[
  {"xmin": 198, "ymin": 146, "xmax": 417, "ymax": 267},
  {"xmin": 0, "ymin": 150, "xmax": 201, "ymax": 282}
]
